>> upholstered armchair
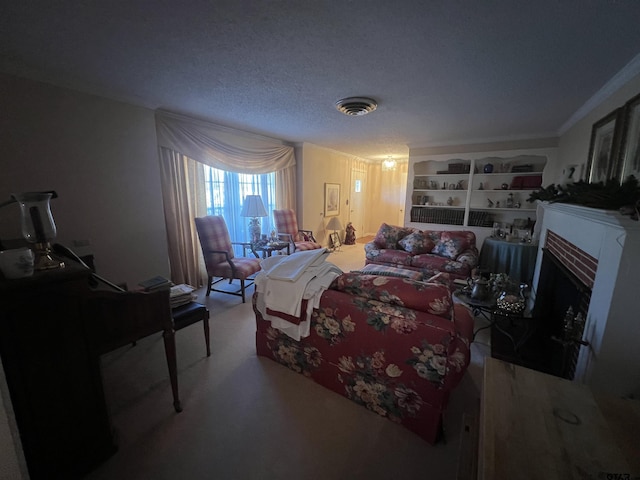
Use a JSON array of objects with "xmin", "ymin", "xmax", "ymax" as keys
[
  {"xmin": 194, "ymin": 215, "xmax": 261, "ymax": 303},
  {"xmin": 273, "ymin": 209, "xmax": 322, "ymax": 252}
]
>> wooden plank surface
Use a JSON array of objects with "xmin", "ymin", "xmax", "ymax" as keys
[{"xmin": 480, "ymin": 357, "xmax": 636, "ymax": 480}]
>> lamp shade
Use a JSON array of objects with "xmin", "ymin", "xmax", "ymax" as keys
[
  {"xmin": 326, "ymin": 217, "xmax": 343, "ymax": 231},
  {"xmin": 240, "ymin": 195, "xmax": 267, "ymax": 217}
]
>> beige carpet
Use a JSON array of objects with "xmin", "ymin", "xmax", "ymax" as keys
[{"xmin": 85, "ymin": 245, "xmax": 490, "ymax": 480}]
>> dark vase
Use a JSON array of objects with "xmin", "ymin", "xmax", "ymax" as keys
[{"xmin": 484, "ymin": 163, "xmax": 494, "ymax": 173}]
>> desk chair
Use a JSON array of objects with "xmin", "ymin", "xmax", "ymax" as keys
[{"xmin": 172, "ymin": 302, "xmax": 210, "ymax": 356}]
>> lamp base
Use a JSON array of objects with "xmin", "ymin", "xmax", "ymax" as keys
[
  {"xmin": 248, "ymin": 218, "xmax": 261, "ymax": 244},
  {"xmin": 34, "ymin": 242, "xmax": 65, "ymax": 271}
]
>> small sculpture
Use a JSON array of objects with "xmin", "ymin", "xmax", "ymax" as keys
[
  {"xmin": 487, "ymin": 198, "xmax": 494, "ymax": 208},
  {"xmin": 344, "ymin": 222, "xmax": 356, "ymax": 245},
  {"xmin": 447, "ymin": 196, "xmax": 454, "ymax": 206},
  {"xmin": 478, "ymin": 182, "xmax": 484, "ymax": 190}
]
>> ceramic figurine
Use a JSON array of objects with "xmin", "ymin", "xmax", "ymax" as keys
[{"xmin": 344, "ymin": 222, "xmax": 356, "ymax": 245}]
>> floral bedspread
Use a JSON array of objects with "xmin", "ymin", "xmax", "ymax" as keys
[{"xmin": 254, "ymin": 273, "xmax": 473, "ymax": 444}]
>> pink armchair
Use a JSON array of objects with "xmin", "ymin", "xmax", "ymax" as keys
[
  {"xmin": 273, "ymin": 209, "xmax": 322, "ymax": 252},
  {"xmin": 195, "ymin": 215, "xmax": 261, "ymax": 303}
]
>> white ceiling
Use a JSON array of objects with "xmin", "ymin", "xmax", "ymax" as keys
[{"xmin": 2, "ymin": 1, "xmax": 640, "ymax": 161}]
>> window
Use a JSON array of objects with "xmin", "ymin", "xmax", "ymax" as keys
[{"xmin": 203, "ymin": 166, "xmax": 276, "ymax": 252}]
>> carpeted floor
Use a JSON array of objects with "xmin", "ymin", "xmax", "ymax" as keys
[{"xmin": 85, "ymin": 244, "xmax": 490, "ymax": 480}]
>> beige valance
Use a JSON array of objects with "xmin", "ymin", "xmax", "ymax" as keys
[{"xmin": 155, "ymin": 110, "xmax": 295, "ymax": 174}]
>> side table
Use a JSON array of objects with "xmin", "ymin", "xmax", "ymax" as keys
[
  {"xmin": 453, "ymin": 290, "xmax": 532, "ymax": 353},
  {"xmin": 251, "ymin": 241, "xmax": 290, "ymax": 258},
  {"xmin": 478, "ymin": 237, "xmax": 538, "ymax": 285}
]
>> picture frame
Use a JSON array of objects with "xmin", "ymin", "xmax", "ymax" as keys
[
  {"xmin": 615, "ymin": 92, "xmax": 640, "ymax": 184},
  {"xmin": 324, "ymin": 183, "xmax": 340, "ymax": 217},
  {"xmin": 329, "ymin": 232, "xmax": 341, "ymax": 249},
  {"xmin": 585, "ymin": 109, "xmax": 623, "ymax": 184}
]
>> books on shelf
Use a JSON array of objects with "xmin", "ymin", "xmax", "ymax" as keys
[
  {"xmin": 138, "ymin": 275, "xmax": 173, "ymax": 291},
  {"xmin": 170, "ymin": 283, "xmax": 197, "ymax": 308}
]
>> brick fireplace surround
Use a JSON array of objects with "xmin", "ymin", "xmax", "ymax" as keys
[{"xmin": 532, "ymin": 203, "xmax": 640, "ymax": 398}]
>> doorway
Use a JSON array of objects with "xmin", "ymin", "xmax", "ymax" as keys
[{"xmin": 349, "ymin": 168, "xmax": 367, "ymax": 239}]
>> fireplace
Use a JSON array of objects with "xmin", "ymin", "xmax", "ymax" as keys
[
  {"xmin": 529, "ymin": 203, "xmax": 640, "ymax": 398},
  {"xmin": 491, "ymin": 238, "xmax": 593, "ymax": 379},
  {"xmin": 532, "ymin": 240, "xmax": 593, "ymax": 379}
]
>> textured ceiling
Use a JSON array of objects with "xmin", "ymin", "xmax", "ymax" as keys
[{"xmin": 2, "ymin": 1, "xmax": 640, "ymax": 161}]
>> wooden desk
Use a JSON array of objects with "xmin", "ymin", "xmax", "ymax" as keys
[{"xmin": 479, "ymin": 357, "xmax": 640, "ymax": 480}]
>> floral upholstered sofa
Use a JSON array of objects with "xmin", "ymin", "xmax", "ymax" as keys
[
  {"xmin": 364, "ymin": 223, "xmax": 479, "ymax": 281},
  {"xmin": 253, "ymin": 272, "xmax": 473, "ymax": 444}
]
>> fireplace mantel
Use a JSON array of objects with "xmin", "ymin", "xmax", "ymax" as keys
[{"xmin": 533, "ymin": 202, "xmax": 640, "ymax": 397}]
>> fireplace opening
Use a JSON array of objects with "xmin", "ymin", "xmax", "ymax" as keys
[{"xmin": 491, "ymin": 248, "xmax": 592, "ymax": 379}]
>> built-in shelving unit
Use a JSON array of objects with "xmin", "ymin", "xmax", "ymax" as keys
[{"xmin": 406, "ymin": 149, "xmax": 555, "ymax": 236}]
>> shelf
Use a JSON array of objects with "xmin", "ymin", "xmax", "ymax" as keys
[
  {"xmin": 470, "ymin": 207, "xmax": 537, "ymax": 212},
  {"xmin": 472, "ymin": 189, "xmax": 538, "ymax": 193},
  {"xmin": 415, "ymin": 173, "xmax": 470, "ymax": 177},
  {"xmin": 414, "ymin": 189, "xmax": 467, "ymax": 193},
  {"xmin": 408, "ymin": 152, "xmax": 550, "ymax": 228},
  {"xmin": 412, "ymin": 205, "xmax": 465, "ymax": 209},
  {"xmin": 474, "ymin": 171, "xmax": 543, "ymax": 176}
]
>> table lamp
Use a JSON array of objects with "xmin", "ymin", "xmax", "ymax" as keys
[{"xmin": 240, "ymin": 195, "xmax": 268, "ymax": 244}]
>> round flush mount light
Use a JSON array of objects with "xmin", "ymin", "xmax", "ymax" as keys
[{"xmin": 335, "ymin": 97, "xmax": 378, "ymax": 116}]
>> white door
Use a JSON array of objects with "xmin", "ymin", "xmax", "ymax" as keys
[{"xmin": 349, "ymin": 168, "xmax": 366, "ymax": 238}]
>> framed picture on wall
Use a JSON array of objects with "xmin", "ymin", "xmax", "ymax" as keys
[
  {"xmin": 324, "ymin": 183, "xmax": 340, "ymax": 217},
  {"xmin": 616, "ymin": 93, "xmax": 640, "ymax": 184},
  {"xmin": 585, "ymin": 109, "xmax": 622, "ymax": 184}
]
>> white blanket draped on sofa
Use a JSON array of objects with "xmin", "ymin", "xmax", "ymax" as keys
[{"xmin": 254, "ymin": 249, "xmax": 343, "ymax": 340}]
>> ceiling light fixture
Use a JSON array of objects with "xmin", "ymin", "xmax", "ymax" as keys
[
  {"xmin": 382, "ymin": 156, "xmax": 397, "ymax": 171},
  {"xmin": 335, "ymin": 97, "xmax": 378, "ymax": 116}
]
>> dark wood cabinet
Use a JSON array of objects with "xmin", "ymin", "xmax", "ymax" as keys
[{"xmin": 0, "ymin": 266, "xmax": 116, "ymax": 479}]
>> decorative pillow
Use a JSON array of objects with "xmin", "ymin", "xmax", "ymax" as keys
[
  {"xmin": 373, "ymin": 223, "xmax": 413, "ymax": 249},
  {"xmin": 432, "ymin": 231, "xmax": 473, "ymax": 260},
  {"xmin": 398, "ymin": 231, "xmax": 435, "ymax": 254}
]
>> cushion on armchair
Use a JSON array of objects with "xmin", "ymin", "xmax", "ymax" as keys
[
  {"xmin": 331, "ymin": 272, "xmax": 453, "ymax": 319},
  {"xmin": 373, "ymin": 223, "xmax": 415, "ymax": 249}
]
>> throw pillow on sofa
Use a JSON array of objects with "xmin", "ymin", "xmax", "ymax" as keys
[
  {"xmin": 431, "ymin": 231, "xmax": 474, "ymax": 260},
  {"xmin": 373, "ymin": 223, "xmax": 414, "ymax": 249},
  {"xmin": 398, "ymin": 231, "xmax": 435, "ymax": 254}
]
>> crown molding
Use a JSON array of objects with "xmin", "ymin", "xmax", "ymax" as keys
[{"xmin": 559, "ymin": 53, "xmax": 640, "ymax": 135}]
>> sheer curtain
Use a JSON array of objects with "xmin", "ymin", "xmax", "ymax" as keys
[{"xmin": 155, "ymin": 110, "xmax": 297, "ymax": 285}]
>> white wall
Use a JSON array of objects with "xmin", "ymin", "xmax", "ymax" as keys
[{"xmin": 0, "ymin": 73, "xmax": 170, "ymax": 288}]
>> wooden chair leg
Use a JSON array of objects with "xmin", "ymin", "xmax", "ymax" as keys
[
  {"xmin": 162, "ymin": 327, "xmax": 182, "ymax": 412},
  {"xmin": 205, "ymin": 276, "xmax": 212, "ymax": 296},
  {"xmin": 240, "ymin": 279, "xmax": 246, "ymax": 303},
  {"xmin": 203, "ymin": 314, "xmax": 211, "ymax": 356}
]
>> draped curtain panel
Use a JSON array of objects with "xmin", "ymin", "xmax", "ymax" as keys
[
  {"xmin": 155, "ymin": 110, "xmax": 297, "ymax": 285},
  {"xmin": 158, "ymin": 148, "xmax": 208, "ymax": 286}
]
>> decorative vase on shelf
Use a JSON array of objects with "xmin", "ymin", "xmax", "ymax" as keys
[{"xmin": 484, "ymin": 163, "xmax": 494, "ymax": 173}]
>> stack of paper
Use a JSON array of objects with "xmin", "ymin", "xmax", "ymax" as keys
[{"xmin": 170, "ymin": 283, "xmax": 197, "ymax": 308}]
